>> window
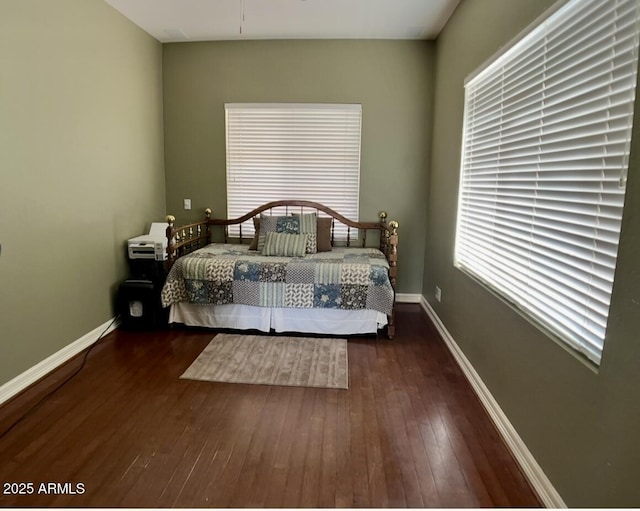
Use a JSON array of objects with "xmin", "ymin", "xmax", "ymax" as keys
[
  {"xmin": 454, "ymin": 0, "xmax": 640, "ymax": 365},
  {"xmin": 225, "ymin": 103, "xmax": 361, "ymax": 238}
]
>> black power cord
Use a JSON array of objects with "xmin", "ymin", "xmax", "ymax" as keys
[{"xmin": 0, "ymin": 315, "xmax": 120, "ymax": 441}]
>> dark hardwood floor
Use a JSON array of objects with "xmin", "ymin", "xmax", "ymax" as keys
[{"xmin": 0, "ymin": 304, "xmax": 541, "ymax": 507}]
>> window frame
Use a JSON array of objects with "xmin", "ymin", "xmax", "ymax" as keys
[
  {"xmin": 453, "ymin": 0, "xmax": 640, "ymax": 366},
  {"xmin": 224, "ymin": 103, "xmax": 362, "ymax": 239}
]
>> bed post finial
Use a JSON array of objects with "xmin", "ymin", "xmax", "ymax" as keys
[
  {"xmin": 379, "ymin": 211, "xmax": 389, "ymax": 252},
  {"xmin": 387, "ymin": 220, "xmax": 399, "ymax": 340},
  {"xmin": 166, "ymin": 215, "xmax": 177, "ymax": 267},
  {"xmin": 204, "ymin": 208, "xmax": 212, "ymax": 243}
]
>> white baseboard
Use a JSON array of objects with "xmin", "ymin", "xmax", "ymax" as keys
[
  {"xmin": 0, "ymin": 317, "xmax": 120, "ymax": 407},
  {"xmin": 419, "ymin": 296, "xmax": 566, "ymax": 509},
  {"xmin": 395, "ymin": 293, "xmax": 422, "ymax": 303}
]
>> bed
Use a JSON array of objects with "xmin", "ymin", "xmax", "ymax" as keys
[{"xmin": 161, "ymin": 200, "xmax": 399, "ymax": 338}]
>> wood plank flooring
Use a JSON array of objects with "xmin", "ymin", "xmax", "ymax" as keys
[{"xmin": 0, "ymin": 304, "xmax": 541, "ymax": 507}]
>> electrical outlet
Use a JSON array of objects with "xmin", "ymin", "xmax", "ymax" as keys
[
  {"xmin": 183, "ymin": 198, "xmax": 191, "ymax": 210},
  {"xmin": 435, "ymin": 286, "xmax": 442, "ymax": 302}
]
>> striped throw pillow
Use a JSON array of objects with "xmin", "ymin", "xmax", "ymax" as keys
[
  {"xmin": 295, "ymin": 212, "xmax": 318, "ymax": 254},
  {"xmin": 262, "ymin": 232, "xmax": 309, "ymax": 257}
]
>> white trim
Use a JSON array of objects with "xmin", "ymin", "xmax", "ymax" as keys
[
  {"xmin": 0, "ymin": 317, "xmax": 120, "ymax": 407},
  {"xmin": 419, "ymin": 296, "xmax": 566, "ymax": 509},
  {"xmin": 225, "ymin": 102, "xmax": 362, "ymax": 111},
  {"xmin": 395, "ymin": 293, "xmax": 422, "ymax": 303}
]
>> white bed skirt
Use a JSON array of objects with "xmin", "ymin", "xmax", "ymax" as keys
[{"xmin": 169, "ymin": 303, "xmax": 387, "ymax": 336}]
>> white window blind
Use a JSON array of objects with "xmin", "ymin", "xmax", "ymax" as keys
[
  {"xmin": 225, "ymin": 103, "xmax": 361, "ymax": 238},
  {"xmin": 454, "ymin": 0, "xmax": 640, "ymax": 365}
]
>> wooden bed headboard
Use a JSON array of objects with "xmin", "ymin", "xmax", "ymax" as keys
[{"xmin": 165, "ymin": 199, "xmax": 398, "ymax": 285}]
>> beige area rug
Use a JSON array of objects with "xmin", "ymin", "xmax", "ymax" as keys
[{"xmin": 181, "ymin": 333, "xmax": 348, "ymax": 389}]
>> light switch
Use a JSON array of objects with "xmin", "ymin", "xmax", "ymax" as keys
[{"xmin": 183, "ymin": 199, "xmax": 191, "ymax": 210}]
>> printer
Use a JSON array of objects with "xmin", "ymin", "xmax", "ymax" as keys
[
  {"xmin": 127, "ymin": 223, "xmax": 168, "ymax": 261},
  {"xmin": 121, "ymin": 223, "xmax": 170, "ymax": 330}
]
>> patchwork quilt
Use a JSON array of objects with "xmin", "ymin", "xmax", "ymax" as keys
[{"xmin": 161, "ymin": 244, "xmax": 394, "ymax": 315}]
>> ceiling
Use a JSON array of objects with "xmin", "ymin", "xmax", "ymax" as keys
[{"xmin": 103, "ymin": 0, "xmax": 461, "ymax": 43}]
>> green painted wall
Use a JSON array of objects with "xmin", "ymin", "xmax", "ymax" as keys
[
  {"xmin": 163, "ymin": 40, "xmax": 435, "ymax": 294},
  {"xmin": 0, "ymin": 0, "xmax": 165, "ymax": 386},
  {"xmin": 424, "ymin": 0, "xmax": 640, "ymax": 506}
]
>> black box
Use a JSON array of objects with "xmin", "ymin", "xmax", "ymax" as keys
[
  {"xmin": 128, "ymin": 259, "xmax": 166, "ymax": 283},
  {"xmin": 118, "ymin": 279, "xmax": 167, "ymax": 330}
]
